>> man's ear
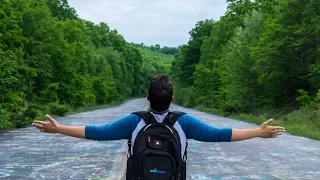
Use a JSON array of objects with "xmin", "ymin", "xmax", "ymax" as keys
[{"xmin": 171, "ymin": 96, "xmax": 174, "ymax": 102}]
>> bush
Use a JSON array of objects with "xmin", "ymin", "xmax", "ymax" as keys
[
  {"xmin": 24, "ymin": 103, "xmax": 44, "ymax": 120},
  {"xmin": 296, "ymin": 89, "xmax": 311, "ymax": 107},
  {"xmin": 174, "ymin": 87, "xmax": 196, "ymax": 108},
  {"xmin": 284, "ymin": 108, "xmax": 320, "ymax": 127},
  {"xmin": 9, "ymin": 111, "xmax": 30, "ymax": 128},
  {"xmin": 0, "ymin": 108, "xmax": 12, "ymax": 130},
  {"xmin": 47, "ymin": 103, "xmax": 71, "ymax": 116}
]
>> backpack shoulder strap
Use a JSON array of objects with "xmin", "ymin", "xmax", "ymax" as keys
[
  {"xmin": 164, "ymin": 111, "xmax": 186, "ymax": 126},
  {"xmin": 132, "ymin": 111, "xmax": 157, "ymax": 124}
]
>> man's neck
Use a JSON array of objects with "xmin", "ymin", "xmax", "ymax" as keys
[{"xmin": 149, "ymin": 108, "xmax": 169, "ymax": 115}]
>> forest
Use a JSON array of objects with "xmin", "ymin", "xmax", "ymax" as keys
[
  {"xmin": 0, "ymin": 0, "xmax": 174, "ymax": 130},
  {"xmin": 171, "ymin": 0, "xmax": 320, "ymax": 139},
  {"xmin": 1, "ymin": 0, "xmax": 319, "ymax": 140}
]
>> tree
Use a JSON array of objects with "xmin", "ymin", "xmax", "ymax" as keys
[
  {"xmin": 46, "ymin": 0, "xmax": 78, "ymax": 20},
  {"xmin": 172, "ymin": 20, "xmax": 215, "ymax": 86},
  {"xmin": 218, "ymin": 11, "xmax": 264, "ymax": 112},
  {"xmin": 252, "ymin": 0, "xmax": 320, "ymax": 108}
]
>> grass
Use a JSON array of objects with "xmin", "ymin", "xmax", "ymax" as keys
[
  {"xmin": 233, "ymin": 113, "xmax": 320, "ymax": 140},
  {"xmin": 196, "ymin": 106, "xmax": 320, "ymax": 141}
]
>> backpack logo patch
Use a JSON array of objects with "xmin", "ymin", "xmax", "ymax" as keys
[
  {"xmin": 150, "ymin": 168, "xmax": 166, "ymax": 174},
  {"xmin": 154, "ymin": 140, "xmax": 161, "ymax": 147}
]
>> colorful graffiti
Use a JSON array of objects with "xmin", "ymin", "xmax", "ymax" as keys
[{"xmin": 1, "ymin": 99, "xmax": 320, "ymax": 179}]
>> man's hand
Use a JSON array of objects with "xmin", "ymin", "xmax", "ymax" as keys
[
  {"xmin": 32, "ymin": 114, "xmax": 60, "ymax": 133},
  {"xmin": 258, "ymin": 119, "xmax": 285, "ymax": 138},
  {"xmin": 231, "ymin": 119, "xmax": 285, "ymax": 141},
  {"xmin": 32, "ymin": 114, "xmax": 86, "ymax": 138}
]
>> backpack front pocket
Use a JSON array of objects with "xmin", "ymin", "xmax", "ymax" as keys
[{"xmin": 139, "ymin": 150, "xmax": 176, "ymax": 180}]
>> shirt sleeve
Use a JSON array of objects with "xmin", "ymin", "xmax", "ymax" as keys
[
  {"xmin": 178, "ymin": 114, "xmax": 232, "ymax": 142},
  {"xmin": 85, "ymin": 114, "xmax": 141, "ymax": 141}
]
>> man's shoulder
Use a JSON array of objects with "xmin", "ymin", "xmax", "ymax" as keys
[
  {"xmin": 117, "ymin": 113, "xmax": 143, "ymax": 125},
  {"xmin": 176, "ymin": 113, "xmax": 200, "ymax": 125},
  {"xmin": 170, "ymin": 111, "xmax": 186, "ymax": 116},
  {"xmin": 175, "ymin": 113, "xmax": 191, "ymax": 123},
  {"xmin": 126, "ymin": 113, "xmax": 143, "ymax": 120}
]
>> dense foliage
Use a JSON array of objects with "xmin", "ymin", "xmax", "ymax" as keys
[
  {"xmin": 171, "ymin": 0, "xmax": 320, "ymax": 139},
  {"xmin": 132, "ymin": 43, "xmax": 179, "ymax": 55},
  {"xmin": 2, "ymin": 0, "xmax": 320, "ymax": 139},
  {"xmin": 135, "ymin": 45, "xmax": 175, "ymax": 81},
  {"xmin": 0, "ymin": 0, "xmax": 175, "ymax": 130}
]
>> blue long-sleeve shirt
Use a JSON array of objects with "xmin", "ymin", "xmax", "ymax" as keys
[{"xmin": 85, "ymin": 113, "xmax": 232, "ymax": 142}]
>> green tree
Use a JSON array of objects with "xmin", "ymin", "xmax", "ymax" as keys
[
  {"xmin": 172, "ymin": 20, "xmax": 215, "ymax": 86},
  {"xmin": 252, "ymin": 0, "xmax": 320, "ymax": 108},
  {"xmin": 218, "ymin": 11, "xmax": 264, "ymax": 112},
  {"xmin": 46, "ymin": 0, "xmax": 78, "ymax": 20}
]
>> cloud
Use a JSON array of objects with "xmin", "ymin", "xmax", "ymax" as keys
[{"xmin": 68, "ymin": 0, "xmax": 227, "ymax": 47}]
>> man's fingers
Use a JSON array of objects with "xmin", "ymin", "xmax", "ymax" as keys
[
  {"xmin": 46, "ymin": 114, "xmax": 54, "ymax": 122},
  {"xmin": 270, "ymin": 132, "xmax": 283, "ymax": 138},
  {"xmin": 32, "ymin": 123, "xmax": 43, "ymax": 127},
  {"xmin": 260, "ymin": 120, "xmax": 285, "ymax": 138},
  {"xmin": 273, "ymin": 132, "xmax": 283, "ymax": 135},
  {"xmin": 33, "ymin": 121, "xmax": 50, "ymax": 126},
  {"xmin": 46, "ymin": 114, "xmax": 57, "ymax": 125},
  {"xmin": 271, "ymin": 127, "xmax": 286, "ymax": 133},
  {"xmin": 33, "ymin": 120, "xmax": 45, "ymax": 124},
  {"xmin": 33, "ymin": 123, "xmax": 44, "ymax": 130},
  {"xmin": 32, "ymin": 115, "xmax": 58, "ymax": 133},
  {"xmin": 33, "ymin": 115, "xmax": 57, "ymax": 126},
  {"xmin": 270, "ymin": 126, "xmax": 285, "ymax": 130},
  {"xmin": 274, "ymin": 129, "xmax": 286, "ymax": 133},
  {"xmin": 261, "ymin": 119, "xmax": 273, "ymax": 128}
]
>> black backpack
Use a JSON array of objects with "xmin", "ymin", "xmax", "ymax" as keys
[{"xmin": 126, "ymin": 111, "xmax": 187, "ymax": 180}]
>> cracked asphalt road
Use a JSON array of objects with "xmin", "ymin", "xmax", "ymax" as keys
[{"xmin": 1, "ymin": 98, "xmax": 320, "ymax": 180}]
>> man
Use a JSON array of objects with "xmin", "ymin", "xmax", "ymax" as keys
[{"xmin": 33, "ymin": 74, "xmax": 285, "ymax": 178}]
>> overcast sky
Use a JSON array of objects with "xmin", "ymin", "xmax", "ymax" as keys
[{"xmin": 68, "ymin": 0, "xmax": 228, "ymax": 47}]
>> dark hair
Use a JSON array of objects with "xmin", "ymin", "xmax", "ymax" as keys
[{"xmin": 148, "ymin": 74, "xmax": 173, "ymax": 112}]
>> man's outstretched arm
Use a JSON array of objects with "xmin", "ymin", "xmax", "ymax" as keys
[
  {"xmin": 231, "ymin": 119, "xmax": 285, "ymax": 141},
  {"xmin": 32, "ymin": 115, "xmax": 85, "ymax": 138},
  {"xmin": 33, "ymin": 114, "xmax": 139, "ymax": 140},
  {"xmin": 181, "ymin": 115, "xmax": 285, "ymax": 142}
]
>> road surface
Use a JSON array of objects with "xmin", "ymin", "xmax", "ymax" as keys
[{"xmin": 1, "ymin": 98, "xmax": 320, "ymax": 180}]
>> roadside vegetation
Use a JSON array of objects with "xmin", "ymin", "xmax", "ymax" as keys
[
  {"xmin": 1, "ymin": 0, "xmax": 319, "ymax": 141},
  {"xmin": 0, "ymin": 0, "xmax": 175, "ymax": 130},
  {"xmin": 171, "ymin": 0, "xmax": 320, "ymax": 140}
]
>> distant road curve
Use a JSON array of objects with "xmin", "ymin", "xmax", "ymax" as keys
[{"xmin": 0, "ymin": 98, "xmax": 320, "ymax": 180}]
